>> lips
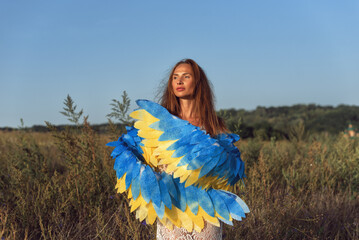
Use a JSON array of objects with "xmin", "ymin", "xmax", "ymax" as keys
[{"xmin": 176, "ymin": 87, "xmax": 185, "ymax": 91}]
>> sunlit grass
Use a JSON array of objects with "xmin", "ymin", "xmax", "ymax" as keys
[{"xmin": 0, "ymin": 127, "xmax": 358, "ymax": 239}]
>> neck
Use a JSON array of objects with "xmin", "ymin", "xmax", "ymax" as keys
[{"xmin": 179, "ymin": 98, "xmax": 196, "ymax": 120}]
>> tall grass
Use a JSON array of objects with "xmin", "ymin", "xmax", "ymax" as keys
[
  {"xmin": 0, "ymin": 121, "xmax": 155, "ymax": 240},
  {"xmin": 0, "ymin": 102, "xmax": 358, "ymax": 239}
]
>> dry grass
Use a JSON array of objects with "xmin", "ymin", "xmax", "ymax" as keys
[{"xmin": 0, "ymin": 127, "xmax": 358, "ymax": 239}]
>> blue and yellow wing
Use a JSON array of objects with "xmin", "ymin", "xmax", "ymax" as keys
[
  {"xmin": 130, "ymin": 100, "xmax": 245, "ymax": 190},
  {"xmin": 107, "ymin": 126, "xmax": 249, "ymax": 232}
]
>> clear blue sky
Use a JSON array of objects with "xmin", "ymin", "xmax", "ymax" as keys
[{"xmin": 1, "ymin": 1, "xmax": 358, "ymax": 128}]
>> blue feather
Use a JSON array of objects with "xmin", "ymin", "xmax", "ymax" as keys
[
  {"xmin": 177, "ymin": 151, "xmax": 199, "ymax": 167},
  {"xmin": 174, "ymin": 179, "xmax": 187, "ymax": 212},
  {"xmin": 123, "ymin": 134, "xmax": 136, "ymax": 147},
  {"xmin": 149, "ymin": 118, "xmax": 186, "ymax": 131},
  {"xmin": 167, "ymin": 136, "xmax": 192, "ymax": 151},
  {"xmin": 198, "ymin": 153, "xmax": 222, "ymax": 178},
  {"xmin": 216, "ymin": 159, "xmax": 230, "ymax": 179},
  {"xmin": 190, "ymin": 138, "xmax": 216, "ymax": 153},
  {"xmin": 218, "ymin": 216, "xmax": 233, "ymax": 226},
  {"xmin": 136, "ymin": 100, "xmax": 170, "ymax": 121},
  {"xmin": 153, "ymin": 201, "xmax": 165, "ymax": 219},
  {"xmin": 125, "ymin": 157, "xmax": 136, "ymax": 189},
  {"xmin": 228, "ymin": 133, "xmax": 240, "ymax": 142},
  {"xmin": 159, "ymin": 179, "xmax": 172, "ymax": 209},
  {"xmin": 185, "ymin": 185, "xmax": 199, "ymax": 215},
  {"xmin": 110, "ymin": 143, "xmax": 127, "ymax": 158},
  {"xmin": 189, "ymin": 131, "xmax": 208, "ymax": 145},
  {"xmin": 199, "ymin": 144, "xmax": 223, "ymax": 156},
  {"xmin": 126, "ymin": 126, "xmax": 138, "ymax": 136},
  {"xmin": 187, "ymin": 145, "xmax": 223, "ymax": 170},
  {"xmin": 140, "ymin": 165, "xmax": 157, "ymax": 203},
  {"xmin": 131, "ymin": 161, "xmax": 142, "ymax": 180},
  {"xmin": 171, "ymin": 143, "xmax": 195, "ymax": 158},
  {"xmin": 114, "ymin": 150, "xmax": 134, "ymax": 179},
  {"xmin": 215, "ymin": 151, "xmax": 228, "ymax": 168},
  {"xmin": 150, "ymin": 174, "xmax": 162, "ymax": 208},
  {"xmin": 161, "ymin": 173, "xmax": 178, "ymax": 200},
  {"xmin": 158, "ymin": 125, "xmax": 196, "ymax": 141},
  {"xmin": 131, "ymin": 171, "xmax": 141, "ymax": 200},
  {"xmin": 229, "ymin": 157, "xmax": 238, "ymax": 180},
  {"xmin": 197, "ymin": 188, "xmax": 215, "ymax": 217},
  {"xmin": 217, "ymin": 190, "xmax": 249, "ymax": 220},
  {"xmin": 106, "ymin": 140, "xmax": 119, "ymax": 147},
  {"xmin": 208, "ymin": 189, "xmax": 230, "ymax": 220},
  {"xmin": 187, "ymin": 153, "xmax": 212, "ymax": 170}
]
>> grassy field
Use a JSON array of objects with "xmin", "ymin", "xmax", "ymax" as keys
[{"xmin": 0, "ymin": 123, "xmax": 358, "ymax": 239}]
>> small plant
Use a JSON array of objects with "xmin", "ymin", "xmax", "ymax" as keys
[
  {"xmin": 106, "ymin": 91, "xmax": 132, "ymax": 125},
  {"xmin": 60, "ymin": 95, "xmax": 84, "ymax": 125},
  {"xmin": 18, "ymin": 118, "xmax": 25, "ymax": 129},
  {"xmin": 289, "ymin": 119, "xmax": 306, "ymax": 142}
]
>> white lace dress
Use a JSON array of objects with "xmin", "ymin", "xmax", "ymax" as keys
[{"xmin": 156, "ymin": 220, "xmax": 222, "ymax": 240}]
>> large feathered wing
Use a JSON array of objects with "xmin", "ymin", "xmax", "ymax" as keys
[
  {"xmin": 107, "ymin": 100, "xmax": 249, "ymax": 231},
  {"xmin": 129, "ymin": 99, "xmax": 246, "ymax": 190}
]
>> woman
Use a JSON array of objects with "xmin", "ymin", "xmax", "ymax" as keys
[
  {"xmin": 156, "ymin": 59, "xmax": 227, "ymax": 240},
  {"xmin": 107, "ymin": 59, "xmax": 248, "ymax": 240}
]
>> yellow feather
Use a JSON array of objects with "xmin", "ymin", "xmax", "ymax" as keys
[
  {"xmin": 138, "ymin": 129, "xmax": 163, "ymax": 139},
  {"xmin": 127, "ymin": 187, "xmax": 133, "ymax": 199},
  {"xmin": 134, "ymin": 120, "xmax": 153, "ymax": 131},
  {"xmin": 164, "ymin": 206, "xmax": 181, "ymax": 227},
  {"xmin": 118, "ymin": 174, "xmax": 127, "ymax": 193},
  {"xmin": 115, "ymin": 179, "xmax": 121, "ymax": 193},
  {"xmin": 178, "ymin": 209, "xmax": 193, "ymax": 232},
  {"xmin": 143, "ymin": 138, "xmax": 161, "ymax": 147},
  {"xmin": 157, "ymin": 157, "xmax": 176, "ymax": 165},
  {"xmin": 198, "ymin": 206, "xmax": 220, "ymax": 227},
  {"xmin": 153, "ymin": 140, "xmax": 177, "ymax": 153},
  {"xmin": 140, "ymin": 146, "xmax": 150, "ymax": 165},
  {"xmin": 179, "ymin": 170, "xmax": 191, "ymax": 183},
  {"xmin": 130, "ymin": 109, "xmax": 159, "ymax": 123},
  {"xmin": 137, "ymin": 205, "xmax": 148, "ymax": 222},
  {"xmin": 158, "ymin": 218, "xmax": 174, "ymax": 230},
  {"xmin": 130, "ymin": 195, "xmax": 145, "ymax": 212},
  {"xmin": 215, "ymin": 212, "xmax": 233, "ymax": 223},
  {"xmin": 146, "ymin": 203, "xmax": 157, "ymax": 224},
  {"xmin": 185, "ymin": 207, "xmax": 204, "ymax": 229},
  {"xmin": 184, "ymin": 169, "xmax": 201, "ymax": 187},
  {"xmin": 158, "ymin": 150, "xmax": 176, "ymax": 162},
  {"xmin": 157, "ymin": 217, "xmax": 166, "ymax": 227},
  {"xmin": 140, "ymin": 145, "xmax": 159, "ymax": 167},
  {"xmin": 173, "ymin": 166, "xmax": 189, "ymax": 179},
  {"xmin": 149, "ymin": 155, "xmax": 160, "ymax": 167},
  {"xmin": 193, "ymin": 224, "xmax": 201, "ymax": 233},
  {"xmin": 166, "ymin": 162, "xmax": 179, "ymax": 173}
]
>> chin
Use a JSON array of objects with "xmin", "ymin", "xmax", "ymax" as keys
[{"xmin": 175, "ymin": 94, "xmax": 194, "ymax": 100}]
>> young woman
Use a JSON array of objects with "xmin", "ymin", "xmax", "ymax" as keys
[
  {"xmin": 108, "ymin": 59, "xmax": 248, "ymax": 240},
  {"xmin": 156, "ymin": 59, "xmax": 227, "ymax": 240}
]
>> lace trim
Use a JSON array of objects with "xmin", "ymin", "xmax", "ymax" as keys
[{"xmin": 156, "ymin": 220, "xmax": 222, "ymax": 240}]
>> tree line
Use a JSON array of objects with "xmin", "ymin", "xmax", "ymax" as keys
[
  {"xmin": 2, "ymin": 97, "xmax": 358, "ymax": 140},
  {"xmin": 219, "ymin": 103, "xmax": 359, "ymax": 140}
]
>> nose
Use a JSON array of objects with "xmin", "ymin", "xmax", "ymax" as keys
[{"xmin": 177, "ymin": 77, "xmax": 183, "ymax": 85}]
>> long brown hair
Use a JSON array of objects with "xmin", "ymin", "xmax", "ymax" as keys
[{"xmin": 160, "ymin": 59, "xmax": 227, "ymax": 136}]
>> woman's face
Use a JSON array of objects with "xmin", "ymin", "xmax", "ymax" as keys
[{"xmin": 172, "ymin": 63, "xmax": 195, "ymax": 99}]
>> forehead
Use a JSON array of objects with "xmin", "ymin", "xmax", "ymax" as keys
[{"xmin": 173, "ymin": 63, "xmax": 193, "ymax": 74}]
